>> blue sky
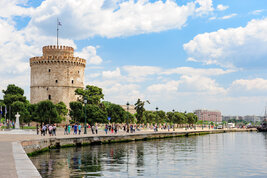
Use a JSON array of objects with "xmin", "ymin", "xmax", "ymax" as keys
[{"xmin": 0, "ymin": 0, "xmax": 267, "ymax": 116}]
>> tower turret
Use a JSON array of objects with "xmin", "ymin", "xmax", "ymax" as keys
[{"xmin": 30, "ymin": 45, "xmax": 86, "ymax": 107}]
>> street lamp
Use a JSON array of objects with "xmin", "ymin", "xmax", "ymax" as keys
[
  {"xmin": 84, "ymin": 97, "xmax": 87, "ymax": 134},
  {"xmin": 172, "ymin": 109, "xmax": 175, "ymax": 131},
  {"xmin": 156, "ymin": 107, "xmax": 159, "ymax": 131},
  {"xmin": 126, "ymin": 102, "xmax": 129, "ymax": 133}
]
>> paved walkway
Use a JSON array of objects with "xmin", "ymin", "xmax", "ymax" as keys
[
  {"xmin": 0, "ymin": 127, "xmax": 216, "ymax": 142},
  {"xmin": 0, "ymin": 142, "xmax": 17, "ymax": 178}
]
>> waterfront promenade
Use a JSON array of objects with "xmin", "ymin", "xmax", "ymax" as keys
[{"xmin": 0, "ymin": 127, "xmax": 256, "ymax": 178}]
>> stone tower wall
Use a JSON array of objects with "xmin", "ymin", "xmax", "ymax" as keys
[{"xmin": 30, "ymin": 45, "xmax": 86, "ymax": 107}]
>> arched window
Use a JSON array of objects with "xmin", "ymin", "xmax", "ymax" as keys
[
  {"xmin": 72, "ymin": 80, "xmax": 74, "ymax": 84},
  {"xmin": 48, "ymin": 69, "xmax": 51, "ymax": 72},
  {"xmin": 48, "ymin": 95, "xmax": 51, "ymax": 100},
  {"xmin": 55, "ymin": 80, "xmax": 58, "ymax": 83}
]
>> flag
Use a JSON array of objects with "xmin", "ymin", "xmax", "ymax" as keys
[{"xmin": 58, "ymin": 20, "xmax": 62, "ymax": 26}]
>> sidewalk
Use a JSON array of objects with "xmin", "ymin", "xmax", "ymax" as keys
[{"xmin": 0, "ymin": 142, "xmax": 17, "ymax": 178}]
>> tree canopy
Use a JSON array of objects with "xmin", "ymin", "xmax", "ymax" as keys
[
  {"xmin": 2, "ymin": 84, "xmax": 27, "ymax": 106},
  {"xmin": 75, "ymin": 85, "xmax": 104, "ymax": 105},
  {"xmin": 35, "ymin": 100, "xmax": 61, "ymax": 124},
  {"xmin": 105, "ymin": 102, "xmax": 128, "ymax": 123},
  {"xmin": 134, "ymin": 99, "xmax": 150, "ymax": 123}
]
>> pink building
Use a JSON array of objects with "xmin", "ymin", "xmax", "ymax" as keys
[{"xmin": 194, "ymin": 109, "xmax": 222, "ymax": 122}]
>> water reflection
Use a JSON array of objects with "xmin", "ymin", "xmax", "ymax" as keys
[{"xmin": 30, "ymin": 132, "xmax": 267, "ymax": 177}]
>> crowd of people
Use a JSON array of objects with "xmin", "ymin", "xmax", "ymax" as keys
[
  {"xmin": 36, "ymin": 123, "xmax": 176, "ymax": 136},
  {"xmin": 36, "ymin": 124, "xmax": 57, "ymax": 136}
]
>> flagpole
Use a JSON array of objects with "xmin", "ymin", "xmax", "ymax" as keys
[{"xmin": 57, "ymin": 18, "xmax": 59, "ymax": 46}]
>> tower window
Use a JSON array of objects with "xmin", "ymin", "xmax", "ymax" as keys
[
  {"xmin": 55, "ymin": 80, "xmax": 58, "ymax": 83},
  {"xmin": 47, "ymin": 88, "xmax": 48, "ymax": 91},
  {"xmin": 48, "ymin": 69, "xmax": 51, "ymax": 72},
  {"xmin": 48, "ymin": 95, "xmax": 51, "ymax": 100},
  {"xmin": 72, "ymin": 80, "xmax": 74, "ymax": 84},
  {"xmin": 78, "ymin": 71, "xmax": 80, "ymax": 74}
]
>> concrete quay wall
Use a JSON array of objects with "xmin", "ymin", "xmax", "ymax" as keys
[{"xmin": 21, "ymin": 129, "xmax": 256, "ymax": 155}]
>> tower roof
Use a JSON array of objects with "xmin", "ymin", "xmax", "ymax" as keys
[{"xmin": 42, "ymin": 45, "xmax": 74, "ymax": 57}]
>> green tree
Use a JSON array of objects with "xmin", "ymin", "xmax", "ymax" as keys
[
  {"xmin": 134, "ymin": 99, "xmax": 150, "ymax": 123},
  {"xmin": 0, "ymin": 101, "xmax": 5, "ymax": 120},
  {"xmin": 156, "ymin": 110, "xmax": 167, "ymax": 124},
  {"xmin": 55, "ymin": 102, "xmax": 68, "ymax": 122},
  {"xmin": 173, "ymin": 112, "xmax": 186, "ymax": 127},
  {"xmin": 2, "ymin": 84, "xmax": 26, "ymax": 106},
  {"xmin": 69, "ymin": 101, "xmax": 83, "ymax": 123},
  {"xmin": 85, "ymin": 104, "xmax": 108, "ymax": 125},
  {"xmin": 186, "ymin": 113, "xmax": 198, "ymax": 126},
  {"xmin": 36, "ymin": 100, "xmax": 59, "ymax": 124},
  {"xmin": 75, "ymin": 85, "xmax": 104, "ymax": 105},
  {"xmin": 126, "ymin": 112, "xmax": 135, "ymax": 123},
  {"xmin": 106, "ymin": 103, "xmax": 128, "ymax": 123},
  {"xmin": 28, "ymin": 103, "xmax": 38, "ymax": 122},
  {"xmin": 11, "ymin": 101, "xmax": 30, "ymax": 126},
  {"xmin": 166, "ymin": 112, "xmax": 174, "ymax": 124}
]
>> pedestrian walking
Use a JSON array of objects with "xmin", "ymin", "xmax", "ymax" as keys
[
  {"xmin": 114, "ymin": 125, "xmax": 117, "ymax": 134},
  {"xmin": 53, "ymin": 124, "xmax": 56, "ymax": 136},
  {"xmin": 36, "ymin": 124, "xmax": 39, "ymax": 135},
  {"xmin": 95, "ymin": 124, "xmax": 98, "ymax": 134},
  {"xmin": 74, "ymin": 123, "xmax": 78, "ymax": 135},
  {"xmin": 91, "ymin": 125, "xmax": 95, "ymax": 134},
  {"xmin": 78, "ymin": 124, "xmax": 81, "ymax": 135},
  {"xmin": 42, "ymin": 125, "xmax": 46, "ymax": 136},
  {"xmin": 68, "ymin": 124, "xmax": 71, "ymax": 134},
  {"xmin": 48, "ymin": 125, "xmax": 53, "ymax": 136},
  {"xmin": 64, "ymin": 124, "xmax": 68, "ymax": 135},
  {"xmin": 105, "ymin": 124, "xmax": 108, "ymax": 134}
]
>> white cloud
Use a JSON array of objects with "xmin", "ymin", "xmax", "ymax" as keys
[
  {"xmin": 250, "ymin": 9, "xmax": 264, "ymax": 15},
  {"xmin": 221, "ymin": 13, "xmax": 237, "ymax": 20},
  {"xmin": 183, "ymin": 18, "xmax": 267, "ymax": 68},
  {"xmin": 179, "ymin": 75, "xmax": 226, "ymax": 94},
  {"xmin": 231, "ymin": 78, "xmax": 267, "ymax": 91},
  {"xmin": 75, "ymin": 46, "xmax": 103, "ymax": 65},
  {"xmin": 123, "ymin": 65, "xmax": 161, "ymax": 77},
  {"xmin": 209, "ymin": 13, "xmax": 237, "ymax": 20},
  {"xmin": 217, "ymin": 4, "xmax": 228, "ymax": 11},
  {"xmin": 88, "ymin": 79, "xmax": 144, "ymax": 104},
  {"xmin": 161, "ymin": 67, "xmax": 234, "ymax": 76},
  {"xmin": 195, "ymin": 0, "xmax": 214, "ymax": 15},
  {"xmin": 147, "ymin": 80, "xmax": 179, "ymax": 93},
  {"xmin": 102, "ymin": 67, "xmax": 121, "ymax": 78},
  {"xmin": 0, "ymin": 0, "xmax": 33, "ymax": 18},
  {"xmin": 187, "ymin": 57, "xmax": 198, "ymax": 62},
  {"xmin": 25, "ymin": 0, "xmax": 216, "ymax": 39}
]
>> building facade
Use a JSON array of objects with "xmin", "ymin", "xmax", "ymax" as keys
[
  {"xmin": 121, "ymin": 105, "xmax": 136, "ymax": 115},
  {"xmin": 194, "ymin": 109, "xmax": 222, "ymax": 122},
  {"xmin": 30, "ymin": 45, "xmax": 86, "ymax": 107}
]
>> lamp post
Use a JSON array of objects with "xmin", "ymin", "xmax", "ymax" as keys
[
  {"xmin": 126, "ymin": 102, "xmax": 129, "ymax": 133},
  {"xmin": 172, "ymin": 109, "xmax": 175, "ymax": 131},
  {"xmin": 156, "ymin": 107, "xmax": 159, "ymax": 131},
  {"xmin": 84, "ymin": 97, "xmax": 87, "ymax": 134}
]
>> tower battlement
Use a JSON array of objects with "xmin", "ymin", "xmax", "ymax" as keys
[
  {"xmin": 30, "ymin": 56, "xmax": 86, "ymax": 67},
  {"xmin": 43, "ymin": 45, "xmax": 74, "ymax": 57}
]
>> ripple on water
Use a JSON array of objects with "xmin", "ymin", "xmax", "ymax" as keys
[{"xmin": 30, "ymin": 132, "xmax": 267, "ymax": 177}]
